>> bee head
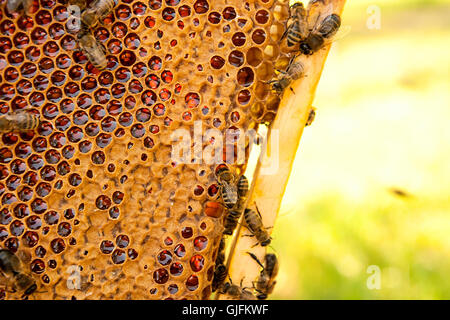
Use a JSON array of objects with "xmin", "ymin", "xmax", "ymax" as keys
[
  {"xmin": 290, "ymin": 2, "xmax": 304, "ymax": 13},
  {"xmin": 299, "ymin": 43, "xmax": 313, "ymax": 55}
]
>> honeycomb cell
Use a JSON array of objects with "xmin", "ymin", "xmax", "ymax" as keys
[
  {"xmin": 148, "ymin": 56, "xmax": 162, "ymax": 71},
  {"xmin": 181, "ymin": 227, "xmax": 193, "ymax": 238},
  {"xmin": 174, "ymin": 243, "xmax": 186, "ymax": 258},
  {"xmin": 167, "ymin": 284, "xmax": 178, "ymax": 294},
  {"xmin": 30, "ymin": 259, "xmax": 45, "ymax": 274},
  {"xmin": 48, "ymin": 259, "xmax": 57, "ymax": 269},
  {"xmin": 43, "ymin": 41, "xmax": 59, "ymax": 57},
  {"xmin": 193, "ymin": 236, "xmax": 208, "ymax": 251},
  {"xmin": 9, "ymin": 220, "xmax": 25, "ymax": 237},
  {"xmin": 100, "ymin": 240, "xmax": 115, "ymax": 254},
  {"xmin": 112, "ymin": 249, "xmax": 126, "ymax": 264},
  {"xmin": 0, "ymin": 38, "xmax": 13, "ymax": 56},
  {"xmin": 210, "ymin": 56, "xmax": 225, "ymax": 69},
  {"xmin": 186, "ymin": 275, "xmax": 199, "ymax": 291},
  {"xmin": 0, "ymin": 227, "xmax": 8, "ymax": 241},
  {"xmin": 0, "ymin": 20, "xmax": 15, "ymax": 36},
  {"xmin": 49, "ymin": 23, "xmax": 65, "ymax": 40},
  {"xmin": 144, "ymin": 16, "xmax": 156, "ymax": 28},
  {"xmin": 109, "ymin": 207, "xmax": 120, "ymax": 219},
  {"xmin": 190, "ymin": 254, "xmax": 205, "ymax": 272},
  {"xmin": 179, "ymin": 5, "xmax": 191, "ymax": 17},
  {"xmin": 128, "ymin": 248, "xmax": 138, "ymax": 259},
  {"xmin": 4, "ymin": 67, "xmax": 18, "ymax": 82},
  {"xmin": 162, "ymin": 7, "xmax": 176, "ymax": 21},
  {"xmin": 133, "ymin": 2, "xmax": 147, "ymax": 15},
  {"xmin": 96, "ymin": 195, "xmax": 112, "ymax": 210},
  {"xmin": 237, "ymin": 89, "xmax": 251, "ymax": 105},
  {"xmin": 237, "ymin": 67, "xmax": 255, "ymax": 87},
  {"xmin": 252, "ymin": 29, "xmax": 267, "ymax": 44},
  {"xmin": 194, "ymin": 0, "xmax": 209, "ymax": 14},
  {"xmin": 23, "ymin": 231, "xmax": 39, "ymax": 247},
  {"xmin": 26, "ymin": 215, "xmax": 42, "ymax": 231},
  {"xmin": 16, "ymin": 79, "xmax": 32, "ymax": 96},
  {"xmin": 13, "ymin": 32, "xmax": 30, "ymax": 49},
  {"xmin": 157, "ymin": 250, "xmax": 172, "ymax": 266},
  {"xmin": 50, "ymin": 238, "xmax": 66, "ymax": 254},
  {"xmin": 232, "ymin": 32, "xmax": 246, "ymax": 46},
  {"xmin": 96, "ymin": 133, "xmax": 112, "ymax": 148},
  {"xmin": 36, "ymin": 182, "xmax": 52, "ymax": 197},
  {"xmin": 170, "ymin": 262, "xmax": 183, "ymax": 276},
  {"xmin": 120, "ymin": 50, "xmax": 136, "ymax": 66},
  {"xmin": 153, "ymin": 268, "xmax": 169, "ymax": 284}
]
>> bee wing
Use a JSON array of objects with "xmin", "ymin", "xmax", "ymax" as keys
[
  {"xmin": 23, "ymin": 0, "xmax": 33, "ymax": 13},
  {"xmin": 17, "ymin": 250, "xmax": 32, "ymax": 264},
  {"xmin": 306, "ymin": 0, "xmax": 322, "ymax": 32},
  {"xmin": 6, "ymin": 0, "xmax": 22, "ymax": 12},
  {"xmin": 320, "ymin": 24, "xmax": 351, "ymax": 47},
  {"xmin": 297, "ymin": 4, "xmax": 309, "ymax": 36},
  {"xmin": 331, "ymin": 25, "xmax": 351, "ymax": 42}
]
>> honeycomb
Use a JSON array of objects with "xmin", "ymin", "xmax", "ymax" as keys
[{"xmin": 0, "ymin": 0, "xmax": 297, "ymax": 299}]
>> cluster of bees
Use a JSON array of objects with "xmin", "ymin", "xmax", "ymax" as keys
[
  {"xmin": 211, "ymin": 165, "xmax": 277, "ymax": 300},
  {"xmin": 0, "ymin": 0, "xmax": 114, "ymax": 133},
  {"xmin": 212, "ymin": 2, "xmax": 343, "ymax": 300}
]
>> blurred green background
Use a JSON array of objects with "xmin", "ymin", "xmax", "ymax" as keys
[{"xmin": 270, "ymin": 0, "xmax": 450, "ymax": 299}]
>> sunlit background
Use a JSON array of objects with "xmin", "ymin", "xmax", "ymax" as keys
[{"xmin": 270, "ymin": 0, "xmax": 450, "ymax": 299}]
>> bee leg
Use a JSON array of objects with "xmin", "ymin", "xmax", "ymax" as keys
[
  {"xmin": 289, "ymin": 87, "xmax": 295, "ymax": 94},
  {"xmin": 279, "ymin": 28, "xmax": 289, "ymax": 43},
  {"xmin": 250, "ymin": 242, "xmax": 260, "ymax": 248}
]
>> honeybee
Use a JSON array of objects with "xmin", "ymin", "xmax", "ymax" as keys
[
  {"xmin": 305, "ymin": 107, "xmax": 316, "ymax": 126},
  {"xmin": 81, "ymin": 0, "xmax": 115, "ymax": 28},
  {"xmin": 282, "ymin": 2, "xmax": 342, "ymax": 55},
  {"xmin": 216, "ymin": 166, "xmax": 239, "ymax": 209},
  {"xmin": 212, "ymin": 264, "xmax": 228, "ymax": 293},
  {"xmin": 248, "ymin": 252, "xmax": 279, "ymax": 300},
  {"xmin": 5, "ymin": 0, "xmax": 33, "ymax": 14},
  {"xmin": 300, "ymin": 13, "xmax": 341, "ymax": 55},
  {"xmin": 243, "ymin": 205, "xmax": 271, "ymax": 247},
  {"xmin": 0, "ymin": 249, "xmax": 37, "ymax": 300},
  {"xmin": 77, "ymin": 25, "xmax": 108, "ymax": 71},
  {"xmin": 267, "ymin": 60, "xmax": 304, "ymax": 94},
  {"xmin": 218, "ymin": 281, "xmax": 256, "ymax": 300},
  {"xmin": 281, "ymin": 2, "xmax": 308, "ymax": 48},
  {"xmin": 0, "ymin": 111, "xmax": 40, "ymax": 132},
  {"xmin": 223, "ymin": 175, "xmax": 249, "ymax": 236}
]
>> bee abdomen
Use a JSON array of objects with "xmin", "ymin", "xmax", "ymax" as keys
[
  {"xmin": 26, "ymin": 113, "xmax": 40, "ymax": 130},
  {"xmin": 222, "ymin": 190, "xmax": 237, "ymax": 209},
  {"xmin": 223, "ymin": 210, "xmax": 242, "ymax": 235},
  {"xmin": 237, "ymin": 175, "xmax": 249, "ymax": 197},
  {"xmin": 286, "ymin": 20, "xmax": 302, "ymax": 47}
]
